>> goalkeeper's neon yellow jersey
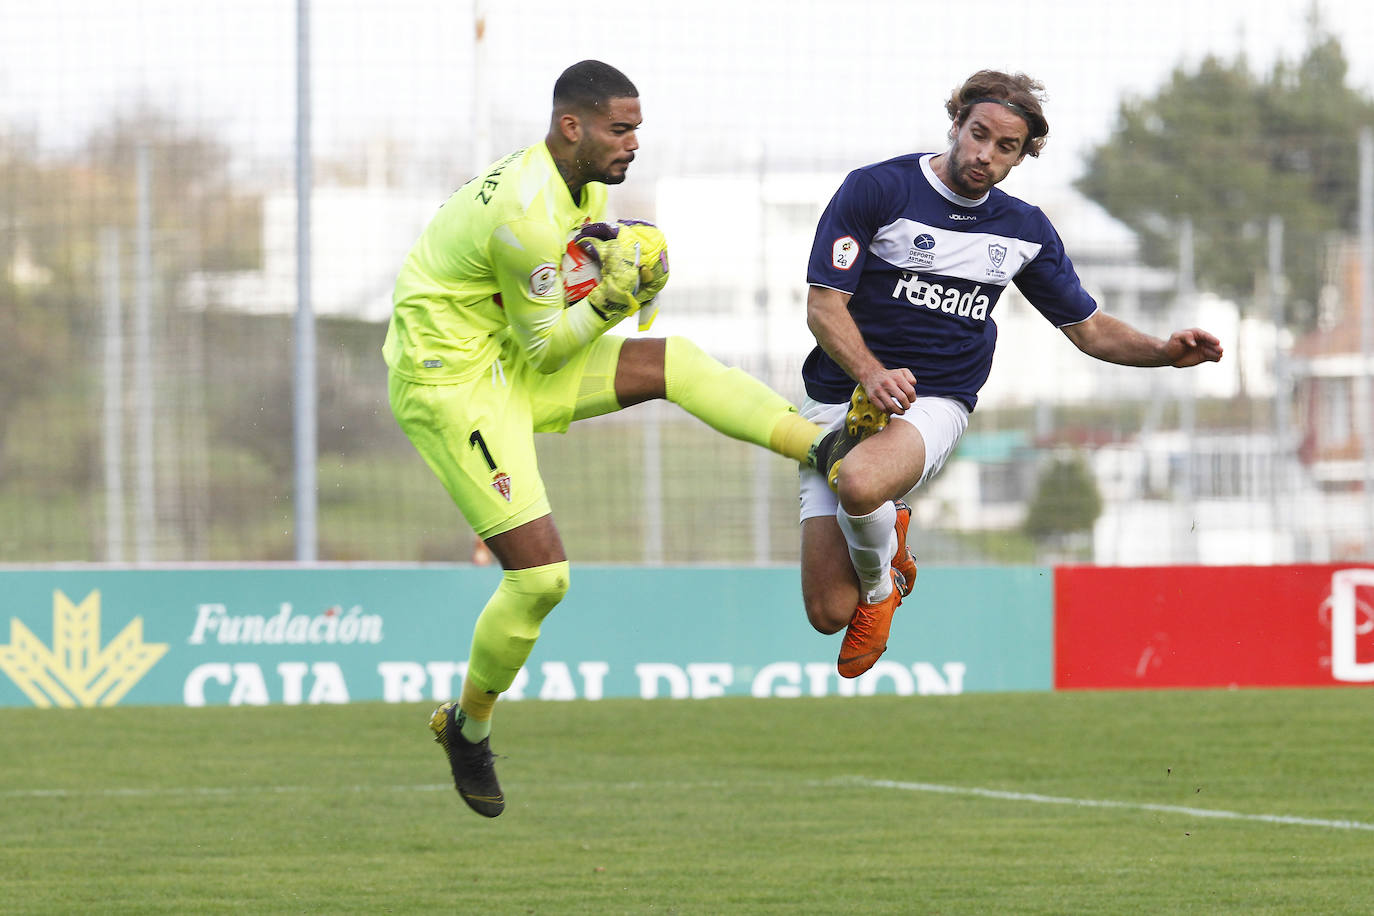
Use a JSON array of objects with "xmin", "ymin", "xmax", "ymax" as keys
[{"xmin": 383, "ymin": 142, "xmax": 609, "ymax": 383}]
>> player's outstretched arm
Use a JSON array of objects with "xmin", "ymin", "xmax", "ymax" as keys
[{"xmin": 1061, "ymin": 311, "xmax": 1223, "ymax": 369}]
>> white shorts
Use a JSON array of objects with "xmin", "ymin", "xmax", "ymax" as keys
[{"xmin": 798, "ymin": 395, "xmax": 970, "ymax": 522}]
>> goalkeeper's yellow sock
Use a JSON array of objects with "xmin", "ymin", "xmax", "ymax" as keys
[
  {"xmin": 459, "ymin": 561, "xmax": 571, "ymax": 742},
  {"xmin": 663, "ymin": 336, "xmax": 822, "ymax": 464}
]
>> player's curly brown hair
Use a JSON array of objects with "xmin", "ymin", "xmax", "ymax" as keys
[{"xmin": 944, "ymin": 70, "xmax": 1049, "ymax": 158}]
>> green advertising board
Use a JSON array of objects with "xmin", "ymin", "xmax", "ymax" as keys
[{"xmin": 0, "ymin": 566, "xmax": 1052, "ymax": 708}]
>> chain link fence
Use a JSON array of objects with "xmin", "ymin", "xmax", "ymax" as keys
[{"xmin": 3, "ymin": 0, "xmax": 1373, "ymax": 565}]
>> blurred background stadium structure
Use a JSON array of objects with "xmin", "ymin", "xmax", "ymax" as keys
[{"xmin": 3, "ymin": 0, "xmax": 1374, "ymax": 567}]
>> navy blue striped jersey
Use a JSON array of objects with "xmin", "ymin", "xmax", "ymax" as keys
[{"xmin": 803, "ymin": 153, "xmax": 1098, "ymax": 410}]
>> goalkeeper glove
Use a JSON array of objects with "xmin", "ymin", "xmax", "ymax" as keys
[
  {"xmin": 574, "ymin": 229, "xmax": 643, "ymax": 322},
  {"xmin": 616, "ymin": 219, "xmax": 670, "ymax": 303}
]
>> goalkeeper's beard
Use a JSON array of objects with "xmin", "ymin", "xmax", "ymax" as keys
[
  {"xmin": 600, "ymin": 160, "xmax": 632, "ymax": 184},
  {"xmin": 583, "ymin": 155, "xmax": 633, "ymax": 185}
]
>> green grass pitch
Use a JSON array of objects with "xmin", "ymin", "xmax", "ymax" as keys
[{"xmin": 3, "ymin": 689, "xmax": 1372, "ymax": 914}]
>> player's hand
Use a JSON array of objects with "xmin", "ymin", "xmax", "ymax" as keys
[
  {"xmin": 1167, "ymin": 329, "xmax": 1224, "ymax": 367},
  {"xmin": 859, "ymin": 367, "xmax": 918, "ymax": 415},
  {"xmin": 617, "ymin": 220, "xmax": 670, "ymax": 302},
  {"xmin": 579, "ymin": 234, "xmax": 643, "ymax": 321},
  {"xmin": 613, "ymin": 220, "xmax": 668, "ymax": 329}
]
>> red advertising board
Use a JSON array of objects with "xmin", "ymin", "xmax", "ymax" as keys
[{"xmin": 1054, "ymin": 565, "xmax": 1374, "ymax": 689}]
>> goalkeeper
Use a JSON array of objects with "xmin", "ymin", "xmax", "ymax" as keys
[{"xmin": 384, "ymin": 60, "xmax": 854, "ymax": 818}]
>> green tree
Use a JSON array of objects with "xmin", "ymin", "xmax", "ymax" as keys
[
  {"xmin": 82, "ymin": 106, "xmax": 261, "ymax": 275},
  {"xmin": 0, "ymin": 109, "xmax": 263, "ymax": 563},
  {"xmin": 1023, "ymin": 452, "xmax": 1102, "ymax": 543},
  {"xmin": 0, "ymin": 129, "xmax": 84, "ymax": 479},
  {"xmin": 1076, "ymin": 18, "xmax": 1374, "ymax": 330},
  {"xmin": 1, "ymin": 111, "xmax": 261, "ymax": 475}
]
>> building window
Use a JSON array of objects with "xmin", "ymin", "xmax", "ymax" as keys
[{"xmin": 1318, "ymin": 379, "xmax": 1353, "ymax": 448}]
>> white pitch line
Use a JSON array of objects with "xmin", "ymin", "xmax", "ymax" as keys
[
  {"xmin": 851, "ymin": 778, "xmax": 1374, "ymax": 832},
  {"xmin": 10, "ymin": 778, "xmax": 1373, "ymax": 834}
]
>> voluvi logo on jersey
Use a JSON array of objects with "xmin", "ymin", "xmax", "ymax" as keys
[{"xmin": 0, "ymin": 590, "xmax": 168, "ymax": 707}]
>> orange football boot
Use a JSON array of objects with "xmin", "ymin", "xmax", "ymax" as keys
[
  {"xmin": 891, "ymin": 499, "xmax": 917, "ymax": 598},
  {"xmin": 837, "ymin": 569, "xmax": 904, "ymax": 678}
]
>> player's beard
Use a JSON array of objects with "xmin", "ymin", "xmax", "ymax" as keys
[
  {"xmin": 595, "ymin": 154, "xmax": 633, "ymax": 185},
  {"xmin": 944, "ymin": 145, "xmax": 997, "ymax": 198},
  {"xmin": 571, "ymin": 153, "xmax": 630, "ymax": 186}
]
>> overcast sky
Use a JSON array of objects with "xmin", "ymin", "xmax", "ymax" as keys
[{"xmin": 2, "ymin": 0, "xmax": 1372, "ymax": 199}]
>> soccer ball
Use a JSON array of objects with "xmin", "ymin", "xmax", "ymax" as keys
[
  {"xmin": 560, "ymin": 219, "xmax": 669, "ymax": 305},
  {"xmin": 560, "ymin": 234, "xmax": 602, "ymax": 304}
]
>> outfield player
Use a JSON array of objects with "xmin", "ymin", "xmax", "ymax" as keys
[
  {"xmin": 800, "ymin": 69, "xmax": 1224, "ymax": 678},
  {"xmin": 385, "ymin": 60, "xmax": 854, "ymax": 818}
]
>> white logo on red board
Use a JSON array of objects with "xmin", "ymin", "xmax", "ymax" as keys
[
  {"xmin": 1327, "ymin": 569, "xmax": 1374, "ymax": 682},
  {"xmin": 831, "ymin": 236, "xmax": 858, "ymax": 270},
  {"xmin": 529, "ymin": 263, "xmax": 558, "ymax": 298}
]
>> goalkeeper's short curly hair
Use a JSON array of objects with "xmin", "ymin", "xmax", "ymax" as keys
[
  {"xmin": 553, "ymin": 60, "xmax": 638, "ymax": 113},
  {"xmin": 945, "ymin": 70, "xmax": 1049, "ymax": 158}
]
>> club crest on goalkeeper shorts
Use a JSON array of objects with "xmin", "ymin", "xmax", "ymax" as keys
[{"xmin": 387, "ymin": 334, "xmax": 624, "ymax": 539}]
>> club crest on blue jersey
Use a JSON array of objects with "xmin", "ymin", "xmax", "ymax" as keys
[{"xmin": 986, "ymin": 242, "xmax": 1009, "ymax": 279}]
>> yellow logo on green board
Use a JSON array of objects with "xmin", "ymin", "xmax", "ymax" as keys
[{"xmin": 0, "ymin": 590, "xmax": 167, "ymax": 707}]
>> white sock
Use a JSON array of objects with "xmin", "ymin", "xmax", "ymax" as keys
[
  {"xmin": 838, "ymin": 501, "xmax": 897, "ymax": 604},
  {"xmin": 458, "ymin": 710, "xmax": 491, "ymax": 743}
]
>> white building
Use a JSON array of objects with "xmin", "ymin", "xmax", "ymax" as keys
[{"xmin": 182, "ymin": 185, "xmax": 443, "ymax": 321}]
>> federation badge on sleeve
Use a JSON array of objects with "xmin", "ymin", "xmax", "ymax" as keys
[
  {"xmin": 832, "ymin": 236, "xmax": 858, "ymax": 270},
  {"xmin": 529, "ymin": 263, "xmax": 558, "ymax": 298}
]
